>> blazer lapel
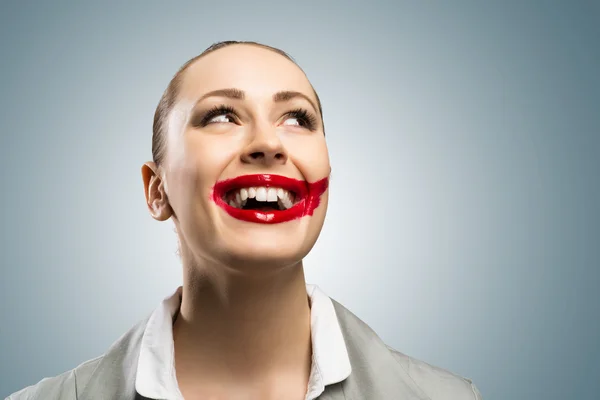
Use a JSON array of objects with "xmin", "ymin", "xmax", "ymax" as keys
[{"xmin": 317, "ymin": 382, "xmax": 346, "ymax": 399}]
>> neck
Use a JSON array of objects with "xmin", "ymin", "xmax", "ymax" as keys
[{"xmin": 173, "ymin": 256, "xmax": 312, "ymax": 394}]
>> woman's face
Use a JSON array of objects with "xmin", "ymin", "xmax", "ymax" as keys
[{"xmin": 157, "ymin": 45, "xmax": 330, "ymax": 270}]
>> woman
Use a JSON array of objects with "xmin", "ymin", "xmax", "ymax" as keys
[{"xmin": 8, "ymin": 41, "xmax": 482, "ymax": 400}]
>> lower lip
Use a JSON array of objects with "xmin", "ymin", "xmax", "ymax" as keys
[{"xmin": 211, "ymin": 176, "xmax": 329, "ymax": 224}]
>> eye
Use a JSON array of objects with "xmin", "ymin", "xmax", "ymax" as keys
[
  {"xmin": 283, "ymin": 116, "xmax": 301, "ymax": 126},
  {"xmin": 209, "ymin": 114, "xmax": 235, "ymax": 124},
  {"xmin": 199, "ymin": 105, "xmax": 237, "ymax": 126},
  {"xmin": 281, "ymin": 108, "xmax": 318, "ymax": 131}
]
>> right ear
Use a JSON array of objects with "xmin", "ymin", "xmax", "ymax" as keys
[{"xmin": 141, "ymin": 162, "xmax": 173, "ymax": 221}]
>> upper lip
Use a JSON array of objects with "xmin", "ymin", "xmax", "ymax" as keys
[{"xmin": 213, "ymin": 174, "xmax": 308, "ymax": 199}]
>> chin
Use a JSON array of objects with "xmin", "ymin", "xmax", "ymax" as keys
[
  {"xmin": 216, "ymin": 227, "xmax": 317, "ymax": 272},
  {"xmin": 180, "ymin": 202, "xmax": 328, "ymax": 273}
]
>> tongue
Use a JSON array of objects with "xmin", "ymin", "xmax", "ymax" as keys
[{"xmin": 256, "ymin": 206, "xmax": 279, "ymax": 212}]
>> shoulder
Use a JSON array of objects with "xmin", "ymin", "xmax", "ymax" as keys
[
  {"xmin": 5, "ymin": 356, "xmax": 103, "ymax": 400},
  {"xmin": 330, "ymin": 299, "xmax": 482, "ymax": 399},
  {"xmin": 386, "ymin": 346, "xmax": 483, "ymax": 400},
  {"xmin": 6, "ymin": 314, "xmax": 151, "ymax": 400}
]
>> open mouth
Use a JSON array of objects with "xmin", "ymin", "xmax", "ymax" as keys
[
  {"xmin": 212, "ymin": 174, "xmax": 312, "ymax": 224},
  {"xmin": 224, "ymin": 187, "xmax": 298, "ymax": 211}
]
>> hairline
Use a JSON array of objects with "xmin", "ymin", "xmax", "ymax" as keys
[{"xmin": 177, "ymin": 43, "xmax": 322, "ymax": 117}]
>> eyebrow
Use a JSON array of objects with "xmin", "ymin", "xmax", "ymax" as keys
[{"xmin": 194, "ymin": 88, "xmax": 320, "ymax": 116}]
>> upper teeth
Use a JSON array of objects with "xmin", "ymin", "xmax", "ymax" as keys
[{"xmin": 227, "ymin": 187, "xmax": 295, "ymax": 210}]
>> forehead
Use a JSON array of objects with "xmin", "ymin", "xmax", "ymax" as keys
[{"xmin": 177, "ymin": 45, "xmax": 315, "ymax": 105}]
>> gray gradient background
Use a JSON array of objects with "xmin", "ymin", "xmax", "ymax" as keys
[{"xmin": 1, "ymin": 1, "xmax": 598, "ymax": 399}]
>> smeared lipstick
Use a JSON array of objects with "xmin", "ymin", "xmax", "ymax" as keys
[{"xmin": 211, "ymin": 174, "xmax": 328, "ymax": 224}]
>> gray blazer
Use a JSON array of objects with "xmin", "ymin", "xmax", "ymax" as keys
[{"xmin": 7, "ymin": 300, "xmax": 482, "ymax": 399}]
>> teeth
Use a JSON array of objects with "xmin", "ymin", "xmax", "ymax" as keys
[
  {"xmin": 255, "ymin": 187, "xmax": 267, "ymax": 202},
  {"xmin": 276, "ymin": 188, "xmax": 294, "ymax": 209},
  {"xmin": 226, "ymin": 186, "xmax": 297, "ymax": 210},
  {"xmin": 279, "ymin": 194, "xmax": 293, "ymax": 210}
]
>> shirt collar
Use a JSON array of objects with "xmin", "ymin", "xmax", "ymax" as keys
[{"xmin": 135, "ymin": 284, "xmax": 352, "ymax": 399}]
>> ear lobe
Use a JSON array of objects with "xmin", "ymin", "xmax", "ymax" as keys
[{"xmin": 141, "ymin": 162, "xmax": 173, "ymax": 221}]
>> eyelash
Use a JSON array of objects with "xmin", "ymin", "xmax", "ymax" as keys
[
  {"xmin": 286, "ymin": 108, "xmax": 318, "ymax": 131},
  {"xmin": 198, "ymin": 104, "xmax": 318, "ymax": 131},
  {"xmin": 199, "ymin": 105, "xmax": 237, "ymax": 126}
]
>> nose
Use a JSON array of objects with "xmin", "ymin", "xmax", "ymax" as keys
[{"xmin": 240, "ymin": 126, "xmax": 288, "ymax": 166}]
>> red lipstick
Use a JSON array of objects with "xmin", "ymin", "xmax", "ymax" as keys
[{"xmin": 211, "ymin": 174, "xmax": 328, "ymax": 224}]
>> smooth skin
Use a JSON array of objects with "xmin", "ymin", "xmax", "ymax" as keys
[{"xmin": 141, "ymin": 44, "xmax": 331, "ymax": 399}]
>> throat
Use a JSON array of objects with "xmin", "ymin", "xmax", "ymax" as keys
[{"xmin": 173, "ymin": 277, "xmax": 313, "ymax": 387}]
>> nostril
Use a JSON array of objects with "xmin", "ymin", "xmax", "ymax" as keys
[{"xmin": 243, "ymin": 150, "xmax": 287, "ymax": 164}]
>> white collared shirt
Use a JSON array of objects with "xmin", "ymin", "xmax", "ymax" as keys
[{"xmin": 135, "ymin": 284, "xmax": 352, "ymax": 400}]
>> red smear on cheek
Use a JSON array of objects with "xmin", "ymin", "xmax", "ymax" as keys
[{"xmin": 302, "ymin": 177, "xmax": 329, "ymax": 217}]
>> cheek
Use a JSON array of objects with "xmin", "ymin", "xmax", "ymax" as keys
[
  {"xmin": 165, "ymin": 157, "xmax": 200, "ymax": 214},
  {"xmin": 167, "ymin": 134, "xmax": 242, "ymax": 206},
  {"xmin": 190, "ymin": 135, "xmax": 243, "ymax": 186},
  {"xmin": 283, "ymin": 135, "xmax": 330, "ymax": 179}
]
